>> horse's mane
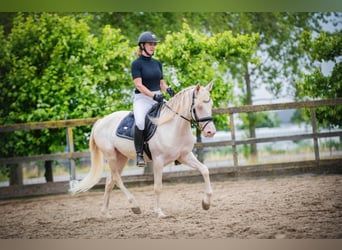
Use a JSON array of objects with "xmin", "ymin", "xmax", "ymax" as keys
[{"xmin": 154, "ymin": 86, "xmax": 194, "ymax": 126}]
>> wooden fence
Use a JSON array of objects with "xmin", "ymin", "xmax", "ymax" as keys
[
  {"xmin": 206, "ymin": 98, "xmax": 342, "ymax": 168},
  {"xmin": 0, "ymin": 98, "xmax": 342, "ymax": 197}
]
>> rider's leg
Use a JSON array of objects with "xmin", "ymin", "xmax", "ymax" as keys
[
  {"xmin": 134, "ymin": 125, "xmax": 146, "ymax": 167},
  {"xmin": 133, "ymin": 93, "xmax": 152, "ymax": 167},
  {"xmin": 133, "ymin": 91, "xmax": 160, "ymax": 167}
]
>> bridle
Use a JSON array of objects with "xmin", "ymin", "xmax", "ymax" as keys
[
  {"xmin": 163, "ymin": 89, "xmax": 213, "ymax": 131},
  {"xmin": 190, "ymin": 90, "xmax": 214, "ymax": 130}
]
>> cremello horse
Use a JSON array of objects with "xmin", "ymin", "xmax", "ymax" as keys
[{"xmin": 69, "ymin": 82, "xmax": 216, "ymax": 218}]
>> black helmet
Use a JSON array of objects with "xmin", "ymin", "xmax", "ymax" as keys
[{"xmin": 138, "ymin": 31, "xmax": 158, "ymax": 45}]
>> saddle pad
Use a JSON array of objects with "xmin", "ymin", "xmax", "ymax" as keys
[
  {"xmin": 116, "ymin": 102, "xmax": 163, "ymax": 142},
  {"xmin": 116, "ymin": 112, "xmax": 135, "ymax": 140}
]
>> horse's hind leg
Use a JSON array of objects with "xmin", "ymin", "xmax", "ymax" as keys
[
  {"xmin": 101, "ymin": 173, "xmax": 116, "ymax": 216},
  {"xmin": 101, "ymin": 149, "xmax": 127, "ymax": 215},
  {"xmin": 113, "ymin": 169, "xmax": 142, "ymax": 214},
  {"xmin": 102, "ymin": 149, "xmax": 141, "ymax": 215}
]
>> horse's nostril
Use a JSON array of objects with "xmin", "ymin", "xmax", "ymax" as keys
[{"xmin": 205, "ymin": 130, "xmax": 215, "ymax": 137}]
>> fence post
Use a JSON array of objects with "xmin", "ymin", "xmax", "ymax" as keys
[
  {"xmin": 229, "ymin": 112, "xmax": 238, "ymax": 171},
  {"xmin": 66, "ymin": 127, "xmax": 76, "ymax": 186},
  {"xmin": 44, "ymin": 160, "xmax": 53, "ymax": 182},
  {"xmin": 9, "ymin": 163, "xmax": 23, "ymax": 186},
  {"xmin": 310, "ymin": 108, "xmax": 320, "ymax": 166}
]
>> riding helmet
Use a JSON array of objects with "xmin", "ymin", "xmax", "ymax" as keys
[{"xmin": 138, "ymin": 31, "xmax": 158, "ymax": 45}]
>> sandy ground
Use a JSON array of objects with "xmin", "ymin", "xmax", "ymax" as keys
[{"xmin": 0, "ymin": 174, "xmax": 341, "ymax": 239}]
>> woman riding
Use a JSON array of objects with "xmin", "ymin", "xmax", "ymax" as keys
[{"xmin": 131, "ymin": 31, "xmax": 175, "ymax": 167}]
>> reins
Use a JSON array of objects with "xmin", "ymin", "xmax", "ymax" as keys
[
  {"xmin": 162, "ymin": 88, "xmax": 213, "ymax": 131},
  {"xmin": 163, "ymin": 101, "xmax": 192, "ymax": 123}
]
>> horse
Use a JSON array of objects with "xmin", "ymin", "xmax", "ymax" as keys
[{"xmin": 69, "ymin": 81, "xmax": 216, "ymax": 218}]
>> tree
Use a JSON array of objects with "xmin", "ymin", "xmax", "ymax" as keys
[
  {"xmin": 239, "ymin": 111, "xmax": 280, "ymax": 129},
  {"xmin": 88, "ymin": 12, "xmax": 187, "ymax": 46},
  {"xmin": 1, "ymin": 12, "xmax": 339, "ymax": 181},
  {"xmin": 0, "ymin": 13, "xmax": 17, "ymax": 36},
  {"xmin": 184, "ymin": 12, "xmax": 334, "ymax": 160},
  {"xmin": 87, "ymin": 13, "xmax": 327, "ymax": 160},
  {"xmin": 157, "ymin": 22, "xmax": 258, "ymax": 124},
  {"xmin": 296, "ymin": 28, "xmax": 342, "ymax": 128},
  {"xmin": 157, "ymin": 22, "xmax": 259, "ymax": 161},
  {"xmin": 0, "ymin": 13, "xmax": 133, "ymax": 183}
]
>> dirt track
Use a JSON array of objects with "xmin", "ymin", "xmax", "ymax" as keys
[{"xmin": 0, "ymin": 174, "xmax": 341, "ymax": 239}]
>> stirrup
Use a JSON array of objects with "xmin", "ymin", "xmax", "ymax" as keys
[{"xmin": 136, "ymin": 155, "xmax": 146, "ymax": 167}]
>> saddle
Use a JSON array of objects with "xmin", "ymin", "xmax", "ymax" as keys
[{"xmin": 116, "ymin": 102, "xmax": 163, "ymax": 159}]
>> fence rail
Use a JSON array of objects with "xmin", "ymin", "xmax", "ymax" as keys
[
  {"xmin": 213, "ymin": 98, "xmax": 342, "ymax": 114},
  {"xmin": 1, "ymin": 98, "xmax": 342, "ymax": 192}
]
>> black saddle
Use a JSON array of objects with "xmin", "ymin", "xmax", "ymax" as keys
[{"xmin": 116, "ymin": 102, "xmax": 163, "ymax": 142}]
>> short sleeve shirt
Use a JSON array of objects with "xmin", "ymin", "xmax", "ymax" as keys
[{"xmin": 131, "ymin": 55, "xmax": 163, "ymax": 94}]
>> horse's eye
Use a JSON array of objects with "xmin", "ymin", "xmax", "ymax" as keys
[{"xmin": 203, "ymin": 97, "xmax": 211, "ymax": 103}]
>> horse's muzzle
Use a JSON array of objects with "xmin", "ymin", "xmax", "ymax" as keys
[{"xmin": 202, "ymin": 122, "xmax": 216, "ymax": 137}]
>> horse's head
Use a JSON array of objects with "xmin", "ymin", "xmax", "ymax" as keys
[{"xmin": 192, "ymin": 81, "xmax": 216, "ymax": 138}]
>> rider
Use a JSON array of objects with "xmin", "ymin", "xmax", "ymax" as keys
[{"xmin": 131, "ymin": 31, "xmax": 175, "ymax": 167}]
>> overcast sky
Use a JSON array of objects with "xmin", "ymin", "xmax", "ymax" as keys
[{"xmin": 253, "ymin": 17, "xmax": 341, "ymax": 105}]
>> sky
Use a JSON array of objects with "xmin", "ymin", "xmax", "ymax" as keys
[{"xmin": 253, "ymin": 17, "xmax": 341, "ymax": 105}]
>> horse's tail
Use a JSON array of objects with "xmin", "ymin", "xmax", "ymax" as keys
[{"xmin": 69, "ymin": 123, "xmax": 104, "ymax": 194}]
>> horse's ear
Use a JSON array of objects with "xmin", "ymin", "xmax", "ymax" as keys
[
  {"xmin": 205, "ymin": 80, "xmax": 214, "ymax": 91},
  {"xmin": 195, "ymin": 84, "xmax": 201, "ymax": 93}
]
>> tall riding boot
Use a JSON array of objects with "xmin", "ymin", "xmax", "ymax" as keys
[{"xmin": 134, "ymin": 126, "xmax": 146, "ymax": 167}]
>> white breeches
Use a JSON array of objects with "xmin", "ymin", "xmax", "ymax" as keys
[{"xmin": 133, "ymin": 91, "xmax": 160, "ymax": 130}]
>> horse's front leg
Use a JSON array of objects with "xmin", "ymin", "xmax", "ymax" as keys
[
  {"xmin": 153, "ymin": 159, "xmax": 166, "ymax": 218},
  {"xmin": 178, "ymin": 152, "xmax": 213, "ymax": 210}
]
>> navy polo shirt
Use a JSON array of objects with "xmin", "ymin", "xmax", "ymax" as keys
[{"xmin": 131, "ymin": 55, "xmax": 163, "ymax": 94}]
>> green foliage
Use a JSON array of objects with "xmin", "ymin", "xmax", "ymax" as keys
[
  {"xmin": 238, "ymin": 111, "xmax": 280, "ymax": 130},
  {"xmin": 297, "ymin": 29, "xmax": 342, "ymax": 128},
  {"xmin": 0, "ymin": 13, "xmax": 259, "ymax": 164},
  {"xmin": 157, "ymin": 22, "xmax": 259, "ymax": 130},
  {"xmin": 89, "ymin": 13, "xmax": 187, "ymax": 46},
  {"xmin": 0, "ymin": 12, "xmax": 339, "ymax": 164},
  {"xmin": 0, "ymin": 13, "xmax": 133, "ymax": 159},
  {"xmin": 177, "ymin": 12, "xmax": 330, "ymax": 98},
  {"xmin": 174, "ymin": 13, "xmax": 333, "ymax": 158},
  {"xmin": 291, "ymin": 109, "xmax": 306, "ymax": 124}
]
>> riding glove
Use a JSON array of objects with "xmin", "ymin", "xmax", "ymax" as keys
[
  {"xmin": 153, "ymin": 93, "xmax": 164, "ymax": 103},
  {"xmin": 166, "ymin": 87, "xmax": 175, "ymax": 97}
]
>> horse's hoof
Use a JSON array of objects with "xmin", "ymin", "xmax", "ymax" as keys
[
  {"xmin": 100, "ymin": 208, "xmax": 111, "ymax": 218},
  {"xmin": 131, "ymin": 207, "xmax": 142, "ymax": 214},
  {"xmin": 154, "ymin": 208, "xmax": 166, "ymax": 218},
  {"xmin": 158, "ymin": 213, "xmax": 167, "ymax": 219},
  {"xmin": 101, "ymin": 211, "xmax": 111, "ymax": 218},
  {"xmin": 202, "ymin": 200, "xmax": 210, "ymax": 210}
]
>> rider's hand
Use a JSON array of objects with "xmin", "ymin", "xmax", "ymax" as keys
[
  {"xmin": 153, "ymin": 94, "xmax": 164, "ymax": 103},
  {"xmin": 166, "ymin": 87, "xmax": 175, "ymax": 97}
]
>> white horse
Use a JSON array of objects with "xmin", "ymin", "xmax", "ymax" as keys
[{"xmin": 69, "ymin": 81, "xmax": 216, "ymax": 218}]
